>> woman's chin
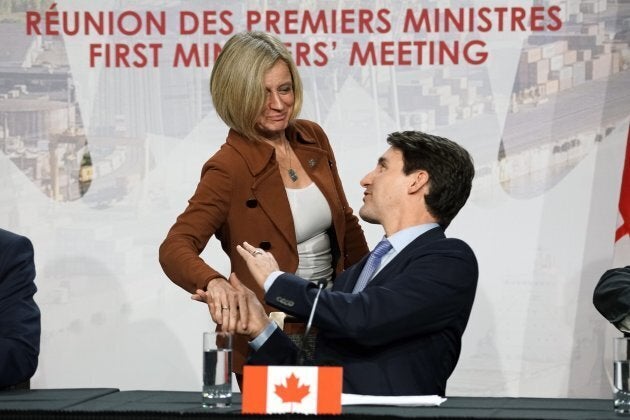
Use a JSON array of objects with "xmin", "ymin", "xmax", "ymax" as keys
[{"xmin": 256, "ymin": 123, "xmax": 289, "ymax": 140}]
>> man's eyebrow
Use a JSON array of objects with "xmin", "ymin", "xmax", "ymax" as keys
[{"xmin": 378, "ymin": 157, "xmax": 387, "ymax": 166}]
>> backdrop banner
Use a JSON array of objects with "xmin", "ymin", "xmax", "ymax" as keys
[{"xmin": 0, "ymin": 0, "xmax": 628, "ymax": 398}]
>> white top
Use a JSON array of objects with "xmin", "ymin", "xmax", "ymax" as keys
[{"xmin": 285, "ymin": 183, "xmax": 333, "ymax": 283}]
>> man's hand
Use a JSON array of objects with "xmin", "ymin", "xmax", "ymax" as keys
[
  {"xmin": 235, "ymin": 241, "xmax": 280, "ymax": 288},
  {"xmin": 228, "ymin": 273, "xmax": 270, "ymax": 339}
]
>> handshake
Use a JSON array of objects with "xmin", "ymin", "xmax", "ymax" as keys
[{"xmin": 192, "ymin": 242, "xmax": 282, "ymax": 339}]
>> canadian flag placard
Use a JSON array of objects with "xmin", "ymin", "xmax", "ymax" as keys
[{"xmin": 242, "ymin": 365, "xmax": 342, "ymax": 414}]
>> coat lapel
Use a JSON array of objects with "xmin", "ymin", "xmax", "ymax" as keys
[
  {"xmin": 224, "ymin": 125, "xmax": 329, "ymax": 251},
  {"xmin": 333, "ymin": 257, "xmax": 369, "ymax": 293},
  {"xmin": 226, "ymin": 130, "xmax": 296, "ymax": 248},
  {"xmin": 349, "ymin": 227, "xmax": 446, "ymax": 291},
  {"xmin": 293, "ymin": 143, "xmax": 341, "ymax": 229}
]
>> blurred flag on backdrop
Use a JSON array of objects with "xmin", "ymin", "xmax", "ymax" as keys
[{"xmin": 614, "ymin": 125, "xmax": 630, "ymax": 267}]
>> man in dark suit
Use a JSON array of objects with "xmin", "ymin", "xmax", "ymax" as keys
[
  {"xmin": 594, "ymin": 266, "xmax": 630, "ymax": 333},
  {"xmin": 0, "ymin": 229, "xmax": 41, "ymax": 390},
  {"xmin": 207, "ymin": 131, "xmax": 478, "ymax": 396}
]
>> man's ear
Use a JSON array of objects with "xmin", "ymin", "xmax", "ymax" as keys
[{"xmin": 408, "ymin": 170, "xmax": 429, "ymax": 194}]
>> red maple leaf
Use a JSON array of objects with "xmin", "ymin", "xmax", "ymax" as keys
[{"xmin": 274, "ymin": 373, "xmax": 310, "ymax": 404}]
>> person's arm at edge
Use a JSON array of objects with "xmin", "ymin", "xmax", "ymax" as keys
[{"xmin": 0, "ymin": 234, "xmax": 40, "ymax": 388}]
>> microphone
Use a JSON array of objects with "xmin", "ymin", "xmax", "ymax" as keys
[{"xmin": 297, "ymin": 278, "xmax": 328, "ymax": 365}]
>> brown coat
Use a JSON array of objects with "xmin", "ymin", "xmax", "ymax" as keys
[{"xmin": 159, "ymin": 119, "xmax": 368, "ymax": 373}]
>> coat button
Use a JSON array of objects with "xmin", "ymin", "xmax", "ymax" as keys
[
  {"xmin": 259, "ymin": 241, "xmax": 271, "ymax": 250},
  {"xmin": 246, "ymin": 199, "xmax": 258, "ymax": 208}
]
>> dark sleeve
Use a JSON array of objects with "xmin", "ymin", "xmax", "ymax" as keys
[
  {"xmin": 0, "ymin": 233, "xmax": 40, "ymax": 388},
  {"xmin": 247, "ymin": 327, "xmax": 299, "ymax": 366},
  {"xmin": 266, "ymin": 241, "xmax": 478, "ymax": 347},
  {"xmin": 593, "ymin": 266, "xmax": 630, "ymax": 324}
]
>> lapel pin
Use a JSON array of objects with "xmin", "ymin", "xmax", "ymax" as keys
[{"xmin": 308, "ymin": 159, "xmax": 317, "ymax": 167}]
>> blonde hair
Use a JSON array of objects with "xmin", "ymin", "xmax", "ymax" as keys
[{"xmin": 210, "ymin": 32, "xmax": 303, "ymax": 141}]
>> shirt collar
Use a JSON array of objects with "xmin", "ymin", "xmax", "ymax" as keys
[{"xmin": 384, "ymin": 223, "xmax": 440, "ymax": 254}]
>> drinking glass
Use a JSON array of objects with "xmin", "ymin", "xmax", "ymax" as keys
[
  {"xmin": 614, "ymin": 336, "xmax": 630, "ymax": 414},
  {"xmin": 202, "ymin": 331, "xmax": 232, "ymax": 407}
]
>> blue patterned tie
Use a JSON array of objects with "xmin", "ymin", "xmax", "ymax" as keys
[{"xmin": 352, "ymin": 239, "xmax": 393, "ymax": 293}]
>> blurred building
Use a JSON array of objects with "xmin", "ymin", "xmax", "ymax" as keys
[{"xmin": 0, "ymin": 21, "xmax": 90, "ymax": 201}]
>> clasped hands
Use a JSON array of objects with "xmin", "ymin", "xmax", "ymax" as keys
[{"xmin": 192, "ymin": 242, "xmax": 280, "ymax": 338}]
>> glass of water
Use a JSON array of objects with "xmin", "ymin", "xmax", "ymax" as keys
[
  {"xmin": 614, "ymin": 336, "xmax": 630, "ymax": 414},
  {"xmin": 202, "ymin": 331, "xmax": 232, "ymax": 407}
]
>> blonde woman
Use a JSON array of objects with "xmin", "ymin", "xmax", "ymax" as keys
[{"xmin": 159, "ymin": 32, "xmax": 368, "ymax": 384}]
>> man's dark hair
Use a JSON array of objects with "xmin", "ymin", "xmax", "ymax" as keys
[{"xmin": 387, "ymin": 131, "xmax": 475, "ymax": 228}]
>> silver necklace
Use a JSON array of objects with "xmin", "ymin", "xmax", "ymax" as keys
[{"xmin": 284, "ymin": 140, "xmax": 298, "ymax": 182}]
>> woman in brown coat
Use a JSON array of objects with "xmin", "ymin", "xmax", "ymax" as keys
[{"xmin": 158, "ymin": 32, "xmax": 368, "ymax": 381}]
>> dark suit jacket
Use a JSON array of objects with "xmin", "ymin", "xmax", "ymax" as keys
[
  {"xmin": 0, "ymin": 229, "xmax": 40, "ymax": 389},
  {"xmin": 249, "ymin": 227, "xmax": 478, "ymax": 396},
  {"xmin": 593, "ymin": 266, "xmax": 630, "ymax": 329}
]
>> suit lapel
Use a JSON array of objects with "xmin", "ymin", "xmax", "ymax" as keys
[
  {"xmin": 333, "ymin": 255, "xmax": 369, "ymax": 293},
  {"xmin": 359, "ymin": 227, "xmax": 445, "ymax": 290}
]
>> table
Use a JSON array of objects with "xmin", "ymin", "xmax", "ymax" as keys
[{"xmin": 0, "ymin": 389, "xmax": 620, "ymax": 419}]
